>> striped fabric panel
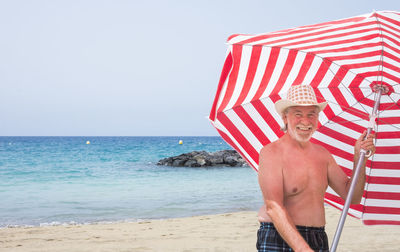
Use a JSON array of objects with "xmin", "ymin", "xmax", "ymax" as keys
[{"xmin": 209, "ymin": 11, "xmax": 400, "ymax": 225}]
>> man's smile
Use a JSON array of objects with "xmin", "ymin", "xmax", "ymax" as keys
[{"xmin": 296, "ymin": 125, "xmax": 313, "ymax": 132}]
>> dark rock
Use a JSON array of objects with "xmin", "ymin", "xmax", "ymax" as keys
[
  {"xmin": 184, "ymin": 159, "xmax": 201, "ymax": 167},
  {"xmin": 157, "ymin": 150, "xmax": 248, "ymax": 167},
  {"xmin": 224, "ymin": 155, "xmax": 239, "ymax": 166},
  {"xmin": 172, "ymin": 159, "xmax": 186, "ymax": 167}
]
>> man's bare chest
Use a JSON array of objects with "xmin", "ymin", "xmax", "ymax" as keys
[{"xmin": 282, "ymin": 157, "xmax": 328, "ymax": 197}]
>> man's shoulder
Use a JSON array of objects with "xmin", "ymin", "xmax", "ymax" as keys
[
  {"xmin": 310, "ymin": 141, "xmax": 329, "ymax": 152},
  {"xmin": 259, "ymin": 140, "xmax": 283, "ymax": 168},
  {"xmin": 310, "ymin": 141, "xmax": 332, "ymax": 157},
  {"xmin": 260, "ymin": 139, "xmax": 283, "ymax": 155}
]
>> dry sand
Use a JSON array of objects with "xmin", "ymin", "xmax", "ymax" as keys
[{"xmin": 1, "ymin": 206, "xmax": 399, "ymax": 252}]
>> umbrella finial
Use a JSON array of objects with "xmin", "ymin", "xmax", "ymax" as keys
[{"xmin": 370, "ymin": 83, "xmax": 392, "ymax": 95}]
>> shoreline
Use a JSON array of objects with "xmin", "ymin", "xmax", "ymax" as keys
[
  {"xmin": 0, "ymin": 207, "xmax": 260, "ymax": 229},
  {"xmin": 1, "ymin": 206, "xmax": 400, "ymax": 251}
]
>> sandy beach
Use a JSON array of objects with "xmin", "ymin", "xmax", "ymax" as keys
[{"xmin": 1, "ymin": 206, "xmax": 399, "ymax": 252}]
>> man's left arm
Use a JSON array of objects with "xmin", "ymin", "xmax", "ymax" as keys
[
  {"xmin": 327, "ymin": 131, "xmax": 376, "ymax": 204},
  {"xmin": 349, "ymin": 130, "xmax": 375, "ymax": 203}
]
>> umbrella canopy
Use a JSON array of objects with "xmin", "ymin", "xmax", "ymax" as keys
[{"xmin": 209, "ymin": 10, "xmax": 400, "ymax": 226}]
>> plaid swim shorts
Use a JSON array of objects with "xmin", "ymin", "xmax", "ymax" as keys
[{"xmin": 256, "ymin": 222, "xmax": 329, "ymax": 252}]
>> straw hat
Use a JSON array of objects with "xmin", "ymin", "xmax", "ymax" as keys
[{"xmin": 274, "ymin": 85, "xmax": 327, "ymax": 116}]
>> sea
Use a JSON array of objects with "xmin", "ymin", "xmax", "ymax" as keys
[{"xmin": 0, "ymin": 136, "xmax": 262, "ymax": 228}]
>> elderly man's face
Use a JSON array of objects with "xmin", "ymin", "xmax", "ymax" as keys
[{"xmin": 283, "ymin": 106, "xmax": 319, "ymax": 143}]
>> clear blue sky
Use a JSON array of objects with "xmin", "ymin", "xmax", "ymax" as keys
[{"xmin": 0, "ymin": 0, "xmax": 398, "ymax": 136}]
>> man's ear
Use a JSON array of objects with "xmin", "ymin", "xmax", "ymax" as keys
[{"xmin": 282, "ymin": 113, "xmax": 288, "ymax": 124}]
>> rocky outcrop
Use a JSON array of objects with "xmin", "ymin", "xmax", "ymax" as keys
[{"xmin": 157, "ymin": 150, "xmax": 248, "ymax": 167}]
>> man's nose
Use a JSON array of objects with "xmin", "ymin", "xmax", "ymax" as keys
[{"xmin": 299, "ymin": 116, "xmax": 311, "ymax": 123}]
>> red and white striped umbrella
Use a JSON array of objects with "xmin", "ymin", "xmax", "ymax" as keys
[{"xmin": 209, "ymin": 10, "xmax": 400, "ymax": 227}]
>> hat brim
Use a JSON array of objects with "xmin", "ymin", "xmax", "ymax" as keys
[{"xmin": 274, "ymin": 99, "xmax": 328, "ymax": 116}]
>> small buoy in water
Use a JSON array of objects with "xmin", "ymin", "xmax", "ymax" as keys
[
  {"xmin": 86, "ymin": 141, "xmax": 90, "ymax": 145},
  {"xmin": 179, "ymin": 140, "xmax": 183, "ymax": 145}
]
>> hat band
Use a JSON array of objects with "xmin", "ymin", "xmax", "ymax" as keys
[{"xmin": 292, "ymin": 100, "xmax": 318, "ymax": 105}]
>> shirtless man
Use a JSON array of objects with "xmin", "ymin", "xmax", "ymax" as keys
[{"xmin": 256, "ymin": 85, "xmax": 376, "ymax": 252}]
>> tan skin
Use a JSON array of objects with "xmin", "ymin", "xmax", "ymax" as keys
[{"xmin": 258, "ymin": 105, "xmax": 375, "ymax": 252}]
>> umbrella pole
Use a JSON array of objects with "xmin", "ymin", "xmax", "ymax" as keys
[{"xmin": 330, "ymin": 88, "xmax": 382, "ymax": 252}]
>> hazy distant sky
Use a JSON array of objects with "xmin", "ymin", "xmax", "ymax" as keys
[{"xmin": 1, "ymin": 0, "xmax": 398, "ymax": 136}]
